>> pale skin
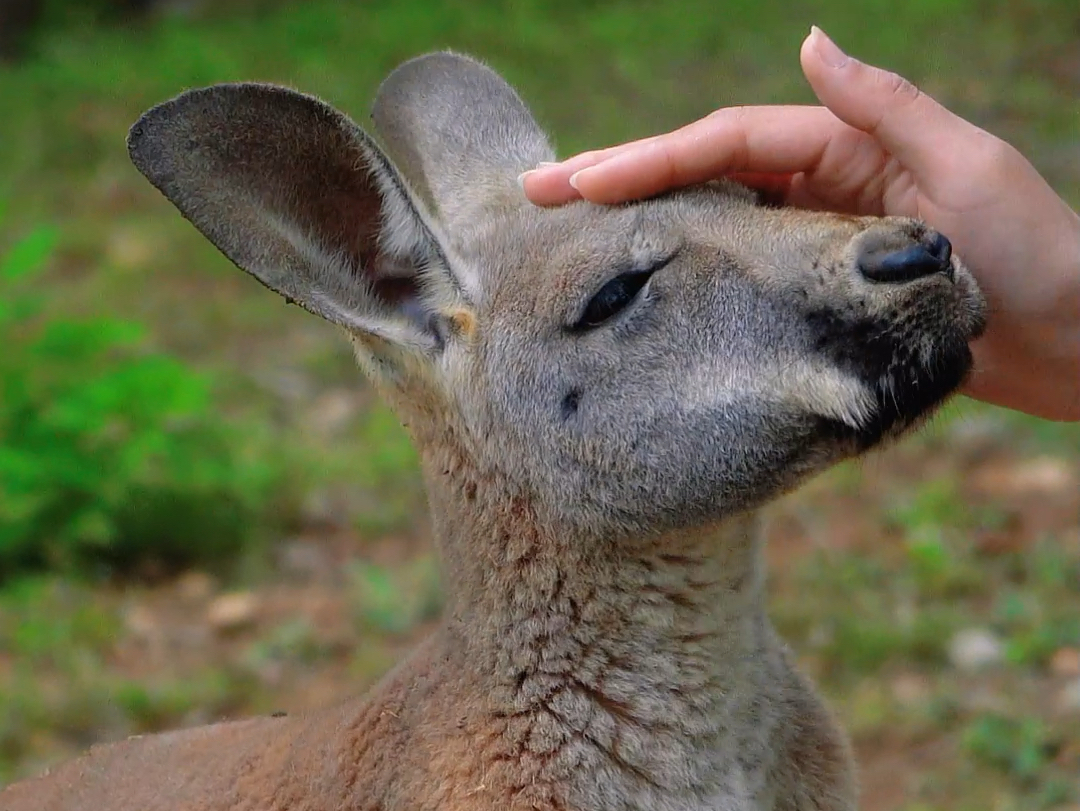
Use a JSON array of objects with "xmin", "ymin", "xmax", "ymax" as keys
[{"xmin": 522, "ymin": 27, "xmax": 1080, "ymax": 422}]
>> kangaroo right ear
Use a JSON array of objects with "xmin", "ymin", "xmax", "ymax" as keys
[{"xmin": 127, "ymin": 83, "xmax": 467, "ymax": 354}]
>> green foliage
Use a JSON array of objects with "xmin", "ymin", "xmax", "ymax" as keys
[
  {"xmin": 349, "ymin": 555, "xmax": 442, "ymax": 635},
  {"xmin": 777, "ymin": 516, "xmax": 1080, "ymax": 680},
  {"xmin": 994, "ymin": 585, "xmax": 1080, "ymax": 669},
  {"xmin": 884, "ymin": 477, "xmax": 1000, "ymax": 598},
  {"xmin": 0, "ymin": 576, "xmax": 118, "ymax": 661},
  {"xmin": 962, "ymin": 713, "xmax": 1059, "ymax": 786},
  {"xmin": 0, "ymin": 221, "xmax": 284, "ymax": 580},
  {"xmin": 349, "ymin": 406, "xmax": 422, "ymax": 537},
  {"xmin": 778, "ymin": 553, "xmax": 968, "ymax": 675},
  {"xmin": 244, "ymin": 617, "xmax": 329, "ymax": 671},
  {"xmin": 36, "ymin": 0, "xmax": 143, "ymax": 29}
]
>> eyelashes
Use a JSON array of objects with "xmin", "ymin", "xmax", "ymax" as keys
[
  {"xmin": 575, "ymin": 269, "xmax": 656, "ymax": 330},
  {"xmin": 572, "ymin": 254, "xmax": 674, "ymax": 332}
]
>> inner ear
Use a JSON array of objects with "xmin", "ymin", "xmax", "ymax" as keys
[{"xmin": 127, "ymin": 82, "xmax": 463, "ymax": 352}]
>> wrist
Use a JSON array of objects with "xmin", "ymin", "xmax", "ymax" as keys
[
  {"xmin": 965, "ymin": 201, "xmax": 1080, "ymax": 421},
  {"xmin": 1051, "ymin": 208, "xmax": 1080, "ymax": 419}
]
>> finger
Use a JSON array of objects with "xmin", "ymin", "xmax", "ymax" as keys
[
  {"xmin": 784, "ymin": 172, "xmax": 862, "ymax": 213},
  {"xmin": 727, "ymin": 172, "xmax": 796, "ymax": 205},
  {"xmin": 800, "ymin": 26, "xmax": 987, "ymax": 177},
  {"xmin": 562, "ymin": 106, "xmax": 853, "ymax": 204},
  {"xmin": 520, "ymin": 137, "xmax": 663, "ymax": 206},
  {"xmin": 519, "ymin": 165, "xmax": 583, "ymax": 206}
]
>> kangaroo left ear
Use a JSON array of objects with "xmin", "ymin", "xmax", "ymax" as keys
[{"xmin": 128, "ymin": 82, "xmax": 469, "ymax": 355}]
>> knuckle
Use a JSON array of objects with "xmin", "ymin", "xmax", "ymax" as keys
[
  {"xmin": 880, "ymin": 70, "xmax": 921, "ymax": 105},
  {"xmin": 575, "ymin": 149, "xmax": 605, "ymax": 164},
  {"xmin": 728, "ymin": 105, "xmax": 751, "ymax": 124},
  {"xmin": 706, "ymin": 106, "xmax": 747, "ymax": 126},
  {"xmin": 728, "ymin": 106, "xmax": 754, "ymax": 139},
  {"xmin": 975, "ymin": 137, "xmax": 1020, "ymax": 176},
  {"xmin": 704, "ymin": 108, "xmax": 730, "ymax": 127},
  {"xmin": 701, "ymin": 107, "xmax": 750, "ymax": 168},
  {"xmin": 656, "ymin": 143, "xmax": 681, "ymax": 183}
]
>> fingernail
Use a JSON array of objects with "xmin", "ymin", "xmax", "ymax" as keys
[
  {"xmin": 537, "ymin": 161, "xmax": 559, "ymax": 168},
  {"xmin": 568, "ymin": 170, "xmax": 583, "ymax": 191},
  {"xmin": 516, "ymin": 170, "xmax": 534, "ymax": 188},
  {"xmin": 810, "ymin": 25, "xmax": 849, "ymax": 69}
]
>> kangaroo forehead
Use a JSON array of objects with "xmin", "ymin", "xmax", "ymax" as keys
[{"xmin": 474, "ymin": 182, "xmax": 759, "ymax": 293}]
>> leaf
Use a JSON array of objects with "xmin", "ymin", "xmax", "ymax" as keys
[{"xmin": 0, "ymin": 226, "xmax": 59, "ymax": 284}]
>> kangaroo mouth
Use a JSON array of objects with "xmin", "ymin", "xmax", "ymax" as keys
[
  {"xmin": 859, "ymin": 335, "xmax": 974, "ymax": 445},
  {"xmin": 810, "ymin": 298, "xmax": 986, "ymax": 448}
]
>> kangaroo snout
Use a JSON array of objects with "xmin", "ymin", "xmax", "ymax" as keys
[{"xmin": 857, "ymin": 229, "xmax": 955, "ymax": 284}]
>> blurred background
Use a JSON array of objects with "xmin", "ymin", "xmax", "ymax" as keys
[{"xmin": 0, "ymin": 0, "xmax": 1078, "ymax": 807}]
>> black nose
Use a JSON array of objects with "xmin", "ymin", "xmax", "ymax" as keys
[{"xmin": 858, "ymin": 231, "xmax": 953, "ymax": 284}]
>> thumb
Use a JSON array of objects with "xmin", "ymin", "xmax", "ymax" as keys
[{"xmin": 799, "ymin": 26, "xmax": 979, "ymax": 176}]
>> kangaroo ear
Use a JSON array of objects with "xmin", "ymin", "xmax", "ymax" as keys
[
  {"xmin": 371, "ymin": 51, "xmax": 555, "ymax": 230},
  {"xmin": 128, "ymin": 82, "xmax": 465, "ymax": 354}
]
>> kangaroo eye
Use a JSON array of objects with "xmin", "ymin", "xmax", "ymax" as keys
[{"xmin": 576, "ymin": 269, "xmax": 655, "ymax": 330}]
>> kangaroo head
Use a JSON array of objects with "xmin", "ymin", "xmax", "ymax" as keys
[{"xmin": 128, "ymin": 52, "xmax": 986, "ymax": 540}]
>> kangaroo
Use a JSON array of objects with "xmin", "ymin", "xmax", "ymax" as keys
[{"xmin": 0, "ymin": 51, "xmax": 986, "ymax": 811}]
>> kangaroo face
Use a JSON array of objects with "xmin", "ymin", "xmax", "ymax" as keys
[
  {"xmin": 126, "ymin": 52, "xmax": 985, "ymax": 541},
  {"xmin": 445, "ymin": 182, "xmax": 985, "ymax": 534}
]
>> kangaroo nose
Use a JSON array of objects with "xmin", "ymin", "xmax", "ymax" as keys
[{"xmin": 858, "ymin": 231, "xmax": 953, "ymax": 284}]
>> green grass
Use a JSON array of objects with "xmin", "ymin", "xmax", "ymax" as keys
[{"xmin": 0, "ymin": 577, "xmax": 258, "ymax": 781}]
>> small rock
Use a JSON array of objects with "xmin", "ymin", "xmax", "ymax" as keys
[
  {"xmin": 972, "ymin": 456, "xmax": 1077, "ymax": 497},
  {"xmin": 948, "ymin": 628, "xmax": 1004, "ymax": 671},
  {"xmin": 306, "ymin": 389, "xmax": 359, "ymax": 436},
  {"xmin": 106, "ymin": 227, "xmax": 155, "ymax": 269},
  {"xmin": 947, "ymin": 414, "xmax": 1005, "ymax": 449},
  {"xmin": 123, "ymin": 604, "xmax": 160, "ymax": 642},
  {"xmin": 254, "ymin": 368, "xmax": 313, "ymax": 403},
  {"xmin": 299, "ymin": 489, "xmax": 347, "ymax": 529},
  {"xmin": 1050, "ymin": 647, "xmax": 1080, "ymax": 678},
  {"xmin": 1057, "ymin": 679, "xmax": 1080, "ymax": 714},
  {"xmin": 176, "ymin": 570, "xmax": 215, "ymax": 603},
  {"xmin": 1009, "ymin": 457, "xmax": 1077, "ymax": 494},
  {"xmin": 278, "ymin": 539, "xmax": 335, "ymax": 581},
  {"xmin": 891, "ymin": 672, "xmax": 932, "ymax": 706},
  {"xmin": 206, "ymin": 592, "xmax": 260, "ymax": 633}
]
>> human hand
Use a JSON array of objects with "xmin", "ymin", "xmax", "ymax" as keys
[{"xmin": 521, "ymin": 27, "xmax": 1080, "ymax": 422}]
